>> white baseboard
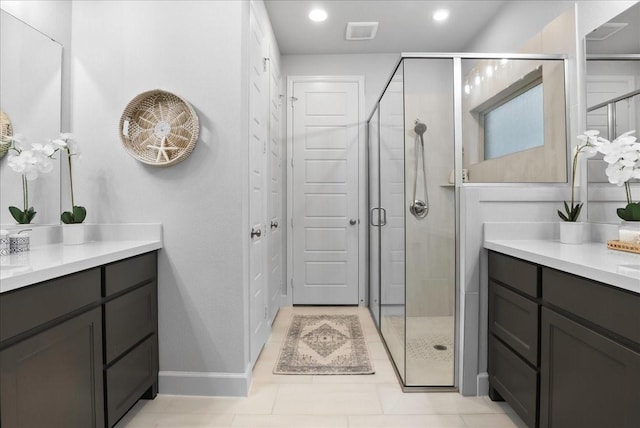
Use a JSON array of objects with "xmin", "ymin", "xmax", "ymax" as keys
[
  {"xmin": 477, "ymin": 372, "xmax": 489, "ymax": 396},
  {"xmin": 159, "ymin": 365, "xmax": 252, "ymax": 397}
]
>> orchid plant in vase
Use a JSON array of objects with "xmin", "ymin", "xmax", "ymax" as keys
[
  {"xmin": 4, "ymin": 135, "xmax": 59, "ymax": 224},
  {"xmin": 597, "ymin": 130, "xmax": 640, "ymax": 221},
  {"xmin": 557, "ymin": 131, "xmax": 600, "ymax": 222},
  {"xmin": 51, "ymin": 133, "xmax": 86, "ymax": 224}
]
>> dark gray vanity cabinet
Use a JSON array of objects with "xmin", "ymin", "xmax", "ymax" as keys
[
  {"xmin": 0, "ymin": 269, "xmax": 105, "ymax": 428},
  {"xmin": 488, "ymin": 250, "xmax": 640, "ymax": 428},
  {"xmin": 488, "ymin": 252, "xmax": 540, "ymax": 428},
  {"xmin": 103, "ymin": 252, "xmax": 158, "ymax": 428},
  {"xmin": 539, "ymin": 268, "xmax": 640, "ymax": 428},
  {"xmin": 0, "ymin": 251, "xmax": 159, "ymax": 428}
]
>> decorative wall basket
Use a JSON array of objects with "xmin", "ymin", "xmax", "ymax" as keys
[
  {"xmin": 119, "ymin": 89, "xmax": 199, "ymax": 167},
  {"xmin": 0, "ymin": 109, "xmax": 13, "ymax": 159}
]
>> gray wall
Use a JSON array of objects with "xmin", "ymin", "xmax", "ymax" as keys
[{"xmin": 71, "ymin": 0, "xmax": 252, "ymax": 395}]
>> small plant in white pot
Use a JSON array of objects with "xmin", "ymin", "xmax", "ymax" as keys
[
  {"xmin": 557, "ymin": 131, "xmax": 600, "ymax": 244},
  {"xmin": 52, "ymin": 133, "xmax": 87, "ymax": 244}
]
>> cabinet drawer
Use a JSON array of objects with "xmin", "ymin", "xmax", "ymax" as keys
[
  {"xmin": 489, "ymin": 281, "xmax": 539, "ymax": 365},
  {"xmin": 104, "ymin": 252, "xmax": 156, "ymax": 297},
  {"xmin": 0, "ymin": 268, "xmax": 101, "ymax": 342},
  {"xmin": 106, "ymin": 335, "xmax": 158, "ymax": 428},
  {"xmin": 104, "ymin": 281, "xmax": 157, "ymax": 364},
  {"xmin": 489, "ymin": 252, "xmax": 539, "ymax": 298},
  {"xmin": 542, "ymin": 267, "xmax": 640, "ymax": 345},
  {"xmin": 489, "ymin": 336, "xmax": 537, "ymax": 428}
]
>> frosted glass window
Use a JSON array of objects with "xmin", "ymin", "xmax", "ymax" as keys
[{"xmin": 484, "ymin": 84, "xmax": 544, "ymax": 159}]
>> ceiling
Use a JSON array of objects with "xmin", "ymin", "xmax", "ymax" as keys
[
  {"xmin": 264, "ymin": 1, "xmax": 507, "ymax": 55},
  {"xmin": 586, "ymin": 2, "xmax": 640, "ymax": 55}
]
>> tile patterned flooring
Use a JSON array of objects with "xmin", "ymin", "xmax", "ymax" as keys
[{"xmin": 115, "ymin": 306, "xmax": 526, "ymax": 428}]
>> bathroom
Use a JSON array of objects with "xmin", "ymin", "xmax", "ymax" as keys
[{"xmin": 0, "ymin": 1, "xmax": 638, "ymax": 427}]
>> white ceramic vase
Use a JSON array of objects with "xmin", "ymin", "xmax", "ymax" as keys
[
  {"xmin": 62, "ymin": 224, "xmax": 86, "ymax": 245},
  {"xmin": 559, "ymin": 221, "xmax": 583, "ymax": 244}
]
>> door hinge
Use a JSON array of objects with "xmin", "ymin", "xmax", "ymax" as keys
[
  {"xmin": 263, "ymin": 140, "xmax": 266, "ymax": 154},
  {"xmin": 263, "ymin": 57, "xmax": 270, "ymax": 72},
  {"xmin": 264, "ymin": 306, "xmax": 268, "ymax": 319},
  {"xmin": 290, "ymin": 218, "xmax": 293, "ymax": 228},
  {"xmin": 290, "ymin": 96, "xmax": 298, "ymax": 107},
  {"xmin": 290, "ymin": 278, "xmax": 293, "ymax": 289},
  {"xmin": 290, "ymin": 158, "xmax": 293, "ymax": 168}
]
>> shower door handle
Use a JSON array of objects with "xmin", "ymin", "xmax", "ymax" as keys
[{"xmin": 370, "ymin": 208, "xmax": 387, "ymax": 226}]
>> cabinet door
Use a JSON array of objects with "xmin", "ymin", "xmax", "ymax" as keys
[
  {"xmin": 540, "ymin": 308, "xmax": 640, "ymax": 428},
  {"xmin": 1, "ymin": 308, "xmax": 104, "ymax": 428}
]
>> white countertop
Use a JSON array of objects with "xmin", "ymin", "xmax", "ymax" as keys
[
  {"xmin": 484, "ymin": 239, "xmax": 640, "ymax": 294},
  {"xmin": 0, "ymin": 224, "xmax": 163, "ymax": 294},
  {"xmin": 0, "ymin": 240, "xmax": 162, "ymax": 293}
]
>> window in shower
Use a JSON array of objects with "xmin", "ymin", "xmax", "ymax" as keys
[{"xmin": 483, "ymin": 82, "xmax": 544, "ymax": 160}]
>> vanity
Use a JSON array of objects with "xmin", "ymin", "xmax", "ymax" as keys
[
  {"xmin": 485, "ymin": 238, "xmax": 640, "ymax": 428},
  {"xmin": 0, "ymin": 234, "xmax": 162, "ymax": 428}
]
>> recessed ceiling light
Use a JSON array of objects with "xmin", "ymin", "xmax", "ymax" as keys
[
  {"xmin": 432, "ymin": 9, "xmax": 450, "ymax": 22},
  {"xmin": 309, "ymin": 9, "xmax": 328, "ymax": 22}
]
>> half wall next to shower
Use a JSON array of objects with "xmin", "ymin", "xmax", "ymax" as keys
[{"xmin": 368, "ymin": 57, "xmax": 456, "ymax": 388}]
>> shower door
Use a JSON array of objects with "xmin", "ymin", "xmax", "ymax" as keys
[{"xmin": 369, "ymin": 58, "xmax": 456, "ymax": 388}]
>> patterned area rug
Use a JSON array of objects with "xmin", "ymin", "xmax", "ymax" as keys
[{"xmin": 274, "ymin": 314, "xmax": 375, "ymax": 375}]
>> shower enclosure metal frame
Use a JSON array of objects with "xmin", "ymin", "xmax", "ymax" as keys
[{"xmin": 367, "ymin": 52, "xmax": 570, "ymax": 392}]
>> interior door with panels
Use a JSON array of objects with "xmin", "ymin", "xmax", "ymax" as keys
[
  {"xmin": 249, "ymin": 5, "xmax": 269, "ymax": 365},
  {"xmin": 268, "ymin": 47, "xmax": 283, "ymax": 322},
  {"xmin": 291, "ymin": 80, "xmax": 360, "ymax": 305}
]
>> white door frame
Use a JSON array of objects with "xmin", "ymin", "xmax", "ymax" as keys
[{"xmin": 285, "ymin": 75, "xmax": 366, "ymax": 307}]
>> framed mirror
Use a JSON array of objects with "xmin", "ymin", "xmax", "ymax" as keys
[
  {"xmin": 0, "ymin": 10, "xmax": 63, "ymax": 225},
  {"xmin": 585, "ymin": 3, "xmax": 640, "ymax": 223}
]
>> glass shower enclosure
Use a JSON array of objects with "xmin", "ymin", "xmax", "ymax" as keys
[
  {"xmin": 368, "ymin": 53, "xmax": 568, "ymax": 389},
  {"xmin": 369, "ymin": 57, "xmax": 456, "ymax": 388}
]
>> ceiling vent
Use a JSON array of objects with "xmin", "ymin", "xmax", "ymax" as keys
[
  {"xmin": 346, "ymin": 22, "xmax": 379, "ymax": 41},
  {"xmin": 586, "ymin": 22, "xmax": 628, "ymax": 41}
]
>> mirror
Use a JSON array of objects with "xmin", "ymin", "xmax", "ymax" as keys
[
  {"xmin": 585, "ymin": 3, "xmax": 640, "ymax": 223},
  {"xmin": 0, "ymin": 10, "xmax": 62, "ymax": 225},
  {"xmin": 461, "ymin": 57, "xmax": 568, "ymax": 183}
]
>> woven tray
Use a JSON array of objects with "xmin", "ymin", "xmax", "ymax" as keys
[
  {"xmin": 119, "ymin": 89, "xmax": 199, "ymax": 167},
  {"xmin": 607, "ymin": 240, "xmax": 640, "ymax": 254},
  {"xmin": 0, "ymin": 109, "xmax": 13, "ymax": 158}
]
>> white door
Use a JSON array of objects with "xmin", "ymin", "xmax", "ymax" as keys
[
  {"xmin": 291, "ymin": 80, "xmax": 360, "ymax": 305},
  {"xmin": 249, "ymin": 8, "xmax": 269, "ymax": 365},
  {"xmin": 267, "ymin": 53, "xmax": 283, "ymax": 322}
]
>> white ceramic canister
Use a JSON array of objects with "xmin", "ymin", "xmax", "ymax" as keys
[
  {"xmin": 0, "ymin": 230, "xmax": 9, "ymax": 256},
  {"xmin": 9, "ymin": 229, "xmax": 31, "ymax": 253}
]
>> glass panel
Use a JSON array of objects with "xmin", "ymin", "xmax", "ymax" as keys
[
  {"xmin": 484, "ymin": 83, "xmax": 544, "ymax": 160},
  {"xmin": 403, "ymin": 58, "xmax": 455, "ymax": 387},
  {"xmin": 368, "ymin": 106, "xmax": 380, "ymax": 328},
  {"xmin": 461, "ymin": 58, "xmax": 567, "ymax": 183},
  {"xmin": 0, "ymin": 10, "xmax": 62, "ymax": 225},
  {"xmin": 379, "ymin": 63, "xmax": 406, "ymax": 382}
]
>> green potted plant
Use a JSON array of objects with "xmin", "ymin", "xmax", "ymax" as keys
[
  {"xmin": 557, "ymin": 131, "xmax": 599, "ymax": 243},
  {"xmin": 52, "ymin": 133, "xmax": 87, "ymax": 244}
]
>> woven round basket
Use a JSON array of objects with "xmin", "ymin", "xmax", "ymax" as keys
[
  {"xmin": 119, "ymin": 89, "xmax": 199, "ymax": 167},
  {"xmin": 0, "ymin": 109, "xmax": 13, "ymax": 159}
]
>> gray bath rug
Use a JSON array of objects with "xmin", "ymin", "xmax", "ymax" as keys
[{"xmin": 274, "ymin": 314, "xmax": 375, "ymax": 375}]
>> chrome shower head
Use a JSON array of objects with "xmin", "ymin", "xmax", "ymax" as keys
[{"xmin": 414, "ymin": 122, "xmax": 427, "ymax": 136}]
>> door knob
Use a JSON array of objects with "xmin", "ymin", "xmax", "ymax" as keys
[
  {"xmin": 251, "ymin": 228, "xmax": 261, "ymax": 238},
  {"xmin": 349, "ymin": 218, "xmax": 357, "ymax": 226},
  {"xmin": 271, "ymin": 221, "xmax": 278, "ymax": 229}
]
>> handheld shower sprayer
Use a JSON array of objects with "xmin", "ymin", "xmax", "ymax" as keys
[{"xmin": 410, "ymin": 119, "xmax": 429, "ymax": 219}]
